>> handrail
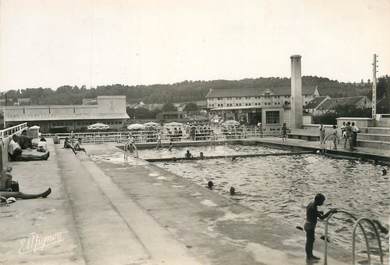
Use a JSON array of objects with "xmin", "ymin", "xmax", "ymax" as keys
[
  {"xmin": 352, "ymin": 218, "xmax": 384, "ymax": 265},
  {"xmin": 323, "ymin": 210, "xmax": 384, "ymax": 265},
  {"xmin": 323, "ymin": 210, "xmax": 367, "ymax": 265},
  {"xmin": 0, "ymin": 122, "xmax": 28, "ymax": 139},
  {"xmin": 41, "ymin": 128, "xmax": 279, "ymax": 144}
]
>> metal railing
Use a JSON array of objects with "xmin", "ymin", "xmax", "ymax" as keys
[
  {"xmin": 323, "ymin": 210, "xmax": 384, "ymax": 265},
  {"xmin": 41, "ymin": 127, "xmax": 282, "ymax": 144},
  {"xmin": 0, "ymin": 122, "xmax": 28, "ymax": 139}
]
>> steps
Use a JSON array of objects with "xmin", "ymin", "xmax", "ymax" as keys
[
  {"xmin": 358, "ymin": 133, "xmax": 390, "ymax": 142},
  {"xmin": 357, "ymin": 139, "xmax": 390, "ymax": 150},
  {"xmin": 357, "ymin": 126, "xmax": 390, "ymax": 150},
  {"xmin": 376, "ymin": 117, "xmax": 390, "ymax": 127},
  {"xmin": 367, "ymin": 127, "xmax": 390, "ymax": 135}
]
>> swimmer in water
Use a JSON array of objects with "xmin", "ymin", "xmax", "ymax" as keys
[
  {"xmin": 383, "ymin": 168, "xmax": 387, "ymax": 176},
  {"xmin": 304, "ymin": 193, "xmax": 337, "ymax": 261},
  {"xmin": 230, "ymin": 187, "xmax": 236, "ymax": 196},
  {"xmin": 185, "ymin": 150, "xmax": 192, "ymax": 159},
  {"xmin": 231, "ymin": 156, "xmax": 237, "ymax": 161},
  {"xmin": 207, "ymin": 181, "xmax": 214, "ymax": 190},
  {"xmin": 199, "ymin": 152, "xmax": 204, "ymax": 159}
]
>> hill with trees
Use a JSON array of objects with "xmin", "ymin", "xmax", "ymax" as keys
[{"xmin": 1, "ymin": 76, "xmax": 387, "ymax": 106}]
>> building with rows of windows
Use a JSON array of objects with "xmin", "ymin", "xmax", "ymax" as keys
[
  {"xmin": 3, "ymin": 96, "xmax": 129, "ymax": 132},
  {"xmin": 206, "ymin": 86, "xmax": 319, "ymax": 129}
]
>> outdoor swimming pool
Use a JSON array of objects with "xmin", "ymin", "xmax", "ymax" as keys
[
  {"xmin": 92, "ymin": 143, "xmax": 389, "ymax": 257},
  {"xmin": 142, "ymin": 144, "xmax": 390, "ymax": 256}
]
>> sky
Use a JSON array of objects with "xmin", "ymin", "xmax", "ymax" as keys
[{"xmin": 0, "ymin": 0, "xmax": 389, "ymax": 91}]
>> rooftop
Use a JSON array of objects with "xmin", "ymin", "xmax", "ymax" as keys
[
  {"xmin": 210, "ymin": 106, "xmax": 262, "ymax": 111},
  {"xmin": 317, "ymin": 96, "xmax": 368, "ymax": 110},
  {"xmin": 206, "ymin": 86, "xmax": 317, "ymax": 98},
  {"xmin": 305, "ymin": 96, "xmax": 328, "ymax": 109},
  {"xmin": 4, "ymin": 95, "xmax": 129, "ymax": 122},
  {"xmin": 5, "ymin": 113, "xmax": 129, "ymax": 122}
]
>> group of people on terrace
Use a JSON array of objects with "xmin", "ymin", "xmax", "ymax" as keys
[
  {"xmin": 63, "ymin": 131, "xmax": 87, "ymax": 154},
  {"xmin": 281, "ymin": 122, "xmax": 361, "ymax": 151},
  {"xmin": 320, "ymin": 122, "xmax": 360, "ymax": 151},
  {"xmin": 8, "ymin": 129, "xmax": 50, "ymax": 161},
  {"xmin": 1, "ymin": 127, "xmax": 52, "ymax": 204}
]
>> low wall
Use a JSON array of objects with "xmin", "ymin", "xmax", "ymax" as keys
[
  {"xmin": 0, "ymin": 123, "xmax": 29, "ymax": 171},
  {"xmin": 302, "ymin": 124, "xmax": 334, "ymax": 135},
  {"xmin": 0, "ymin": 136, "xmax": 11, "ymax": 171},
  {"xmin": 336, "ymin": 117, "xmax": 374, "ymax": 128}
]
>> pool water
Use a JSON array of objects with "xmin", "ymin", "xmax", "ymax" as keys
[
  {"xmin": 137, "ymin": 144, "xmax": 283, "ymax": 159},
  {"xmin": 147, "ymin": 145, "xmax": 389, "ymax": 255}
]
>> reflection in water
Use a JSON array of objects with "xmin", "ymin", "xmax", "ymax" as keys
[{"xmin": 151, "ymin": 145, "xmax": 389, "ymax": 255}]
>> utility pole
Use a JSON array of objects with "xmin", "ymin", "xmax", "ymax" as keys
[{"xmin": 372, "ymin": 54, "xmax": 378, "ymax": 119}]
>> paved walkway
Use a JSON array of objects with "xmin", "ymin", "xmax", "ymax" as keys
[
  {"xmin": 2, "ymin": 140, "xmax": 380, "ymax": 265},
  {"xmin": 0, "ymin": 139, "xmax": 85, "ymax": 265}
]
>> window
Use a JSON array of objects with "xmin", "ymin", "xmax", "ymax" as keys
[{"xmin": 266, "ymin": 111, "xmax": 280, "ymax": 124}]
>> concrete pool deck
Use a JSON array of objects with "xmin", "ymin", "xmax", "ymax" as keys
[
  {"xmin": 245, "ymin": 137, "xmax": 390, "ymax": 161},
  {"xmin": 1, "ymin": 140, "xmax": 384, "ymax": 265},
  {"xmin": 121, "ymin": 136, "xmax": 390, "ymax": 163}
]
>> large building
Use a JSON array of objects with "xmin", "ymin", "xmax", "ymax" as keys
[
  {"xmin": 3, "ymin": 96, "xmax": 129, "ymax": 132},
  {"xmin": 206, "ymin": 86, "xmax": 319, "ymax": 126}
]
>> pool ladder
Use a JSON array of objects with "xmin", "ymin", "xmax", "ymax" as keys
[{"xmin": 323, "ymin": 210, "xmax": 384, "ymax": 265}]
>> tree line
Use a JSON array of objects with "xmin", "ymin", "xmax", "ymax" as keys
[{"xmin": 2, "ymin": 76, "xmax": 385, "ymax": 106}]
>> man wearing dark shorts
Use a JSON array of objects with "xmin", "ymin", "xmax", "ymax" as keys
[{"xmin": 304, "ymin": 193, "xmax": 337, "ymax": 261}]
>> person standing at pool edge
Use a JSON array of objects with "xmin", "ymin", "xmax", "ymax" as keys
[
  {"xmin": 319, "ymin": 124, "xmax": 325, "ymax": 145},
  {"xmin": 281, "ymin": 123, "xmax": 288, "ymax": 142},
  {"xmin": 304, "ymin": 193, "xmax": 337, "ymax": 261}
]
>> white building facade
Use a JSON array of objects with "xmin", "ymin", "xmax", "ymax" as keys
[
  {"xmin": 207, "ymin": 86, "xmax": 319, "ymax": 130},
  {"xmin": 4, "ymin": 96, "xmax": 129, "ymax": 132}
]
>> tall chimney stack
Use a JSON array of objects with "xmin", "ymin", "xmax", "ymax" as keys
[{"xmin": 290, "ymin": 55, "xmax": 303, "ymax": 129}]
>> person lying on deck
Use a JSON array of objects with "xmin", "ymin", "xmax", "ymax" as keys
[
  {"xmin": 0, "ymin": 166, "xmax": 51, "ymax": 199},
  {"xmin": 0, "ymin": 188, "xmax": 51, "ymax": 200}
]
